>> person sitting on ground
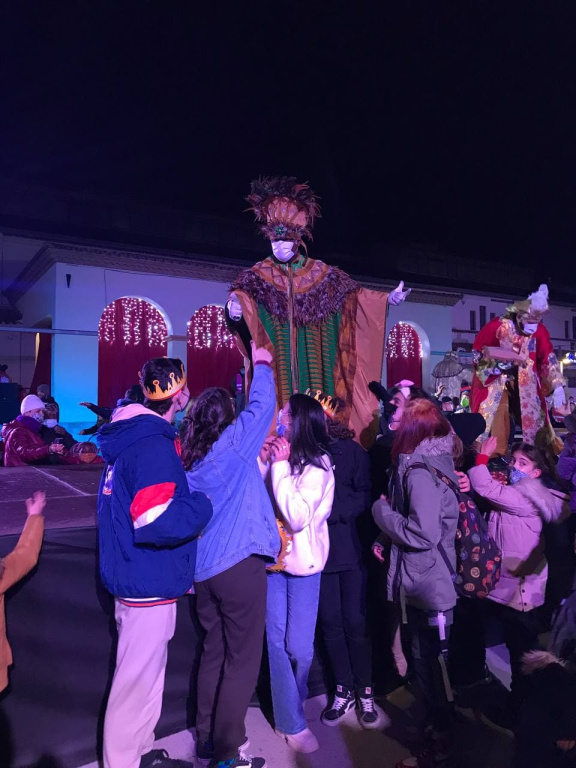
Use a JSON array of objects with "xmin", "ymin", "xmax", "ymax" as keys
[
  {"xmin": 515, "ymin": 592, "xmax": 576, "ymax": 768},
  {"xmin": 40, "ymin": 403, "xmax": 77, "ymax": 458},
  {"xmin": 2, "ymin": 395, "xmax": 66, "ymax": 467}
]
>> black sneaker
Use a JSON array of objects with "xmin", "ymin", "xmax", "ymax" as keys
[
  {"xmin": 196, "ymin": 739, "xmax": 250, "ymax": 767},
  {"xmin": 140, "ymin": 749, "xmax": 194, "ymax": 767},
  {"xmin": 208, "ymin": 755, "xmax": 266, "ymax": 768},
  {"xmin": 321, "ymin": 684, "xmax": 355, "ymax": 726},
  {"xmin": 357, "ymin": 687, "xmax": 384, "ymax": 729}
]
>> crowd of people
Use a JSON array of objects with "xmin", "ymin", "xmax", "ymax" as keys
[{"xmin": 3, "ymin": 349, "xmax": 576, "ymax": 768}]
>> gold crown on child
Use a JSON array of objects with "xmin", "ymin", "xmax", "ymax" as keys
[
  {"xmin": 139, "ymin": 365, "xmax": 187, "ymax": 401},
  {"xmin": 305, "ymin": 388, "xmax": 340, "ymax": 419}
]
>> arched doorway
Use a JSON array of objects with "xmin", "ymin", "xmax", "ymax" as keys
[
  {"xmin": 98, "ymin": 297, "xmax": 168, "ymax": 406},
  {"xmin": 386, "ymin": 321, "xmax": 423, "ymax": 388},
  {"xmin": 187, "ymin": 305, "xmax": 243, "ymax": 397}
]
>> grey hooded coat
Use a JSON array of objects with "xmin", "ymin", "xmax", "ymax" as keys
[{"xmin": 372, "ymin": 434, "xmax": 459, "ymax": 612}]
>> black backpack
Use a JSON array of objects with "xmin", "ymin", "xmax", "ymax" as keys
[{"xmin": 404, "ymin": 460, "xmax": 502, "ymax": 599}]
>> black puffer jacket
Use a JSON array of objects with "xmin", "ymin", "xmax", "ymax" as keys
[{"xmin": 324, "ymin": 438, "xmax": 371, "ymax": 573}]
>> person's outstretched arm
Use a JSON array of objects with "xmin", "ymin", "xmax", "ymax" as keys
[{"xmin": 0, "ymin": 492, "xmax": 45, "ymax": 594}]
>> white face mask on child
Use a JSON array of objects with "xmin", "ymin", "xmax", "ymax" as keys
[{"xmin": 44, "ymin": 418, "xmax": 58, "ymax": 428}]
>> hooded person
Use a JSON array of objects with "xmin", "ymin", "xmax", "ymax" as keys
[
  {"xmin": 2, "ymin": 395, "xmax": 66, "ymax": 467},
  {"xmin": 471, "ymin": 284, "xmax": 567, "ymax": 456},
  {"xmin": 97, "ymin": 357, "xmax": 213, "ymax": 768},
  {"xmin": 227, "ymin": 176, "xmax": 410, "ymax": 448}
]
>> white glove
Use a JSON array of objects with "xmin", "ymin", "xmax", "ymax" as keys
[
  {"xmin": 553, "ymin": 386, "xmax": 566, "ymax": 410},
  {"xmin": 227, "ymin": 293, "xmax": 243, "ymax": 321},
  {"xmin": 388, "ymin": 281, "xmax": 411, "ymax": 306}
]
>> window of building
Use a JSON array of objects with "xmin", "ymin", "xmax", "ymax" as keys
[
  {"xmin": 470, "ymin": 311, "xmax": 477, "ymax": 331},
  {"xmin": 566, "ymin": 320, "xmax": 570, "ymax": 340},
  {"xmin": 573, "ymin": 317, "xmax": 576, "ymax": 340},
  {"xmin": 479, "ymin": 305, "xmax": 487, "ymax": 328},
  {"xmin": 490, "ymin": 312, "xmax": 496, "ymax": 321}
]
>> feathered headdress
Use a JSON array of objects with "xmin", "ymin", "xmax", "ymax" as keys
[
  {"xmin": 507, "ymin": 284, "xmax": 549, "ymax": 322},
  {"xmin": 246, "ymin": 176, "xmax": 321, "ymax": 242}
]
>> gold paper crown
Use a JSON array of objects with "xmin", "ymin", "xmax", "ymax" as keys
[
  {"xmin": 305, "ymin": 388, "xmax": 340, "ymax": 420},
  {"xmin": 140, "ymin": 367, "xmax": 187, "ymax": 402}
]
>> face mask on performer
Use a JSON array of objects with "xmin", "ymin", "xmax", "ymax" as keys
[
  {"xmin": 271, "ymin": 240, "xmax": 299, "ymax": 263},
  {"xmin": 520, "ymin": 320, "xmax": 539, "ymax": 336}
]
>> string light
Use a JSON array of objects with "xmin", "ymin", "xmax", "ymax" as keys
[
  {"xmin": 387, "ymin": 322, "xmax": 422, "ymax": 360},
  {"xmin": 98, "ymin": 298, "xmax": 167, "ymax": 347},
  {"xmin": 187, "ymin": 305, "xmax": 235, "ymax": 350}
]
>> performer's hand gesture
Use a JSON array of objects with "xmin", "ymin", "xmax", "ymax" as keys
[
  {"xmin": 251, "ymin": 340, "xmax": 273, "ymax": 366},
  {"xmin": 389, "ymin": 281, "xmax": 411, "ymax": 306}
]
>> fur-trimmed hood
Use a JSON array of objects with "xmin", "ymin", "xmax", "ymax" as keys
[
  {"xmin": 398, "ymin": 434, "xmax": 455, "ymax": 480},
  {"xmin": 514, "ymin": 476, "xmax": 568, "ymax": 524}
]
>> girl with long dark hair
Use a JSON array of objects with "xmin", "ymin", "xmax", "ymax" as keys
[
  {"xmin": 263, "ymin": 393, "xmax": 335, "ymax": 754},
  {"xmin": 182, "ymin": 342, "xmax": 278, "ymax": 768},
  {"xmin": 315, "ymin": 396, "xmax": 383, "ymax": 729}
]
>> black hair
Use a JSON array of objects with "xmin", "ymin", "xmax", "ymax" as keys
[
  {"xmin": 441, "ymin": 396, "xmax": 453, "ymax": 404},
  {"xmin": 181, "ymin": 387, "xmax": 235, "ymax": 470},
  {"xmin": 125, "ymin": 384, "xmax": 145, "ymax": 404},
  {"xmin": 288, "ymin": 393, "xmax": 331, "ymax": 474},
  {"xmin": 141, "ymin": 357, "xmax": 185, "ymax": 416}
]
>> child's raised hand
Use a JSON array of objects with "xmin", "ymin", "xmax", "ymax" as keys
[
  {"xmin": 480, "ymin": 436, "xmax": 498, "ymax": 457},
  {"xmin": 25, "ymin": 491, "xmax": 46, "ymax": 517}
]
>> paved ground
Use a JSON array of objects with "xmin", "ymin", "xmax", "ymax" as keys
[
  {"xmin": 0, "ymin": 465, "xmax": 101, "ymax": 534},
  {"xmin": 2, "ymin": 466, "xmax": 516, "ymax": 768},
  {"xmin": 79, "ymin": 646, "xmax": 515, "ymax": 768}
]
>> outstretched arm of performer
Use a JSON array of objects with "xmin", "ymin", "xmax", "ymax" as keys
[{"xmin": 388, "ymin": 281, "xmax": 411, "ymax": 306}]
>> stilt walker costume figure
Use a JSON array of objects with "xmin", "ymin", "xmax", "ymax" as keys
[
  {"xmin": 227, "ymin": 176, "xmax": 409, "ymax": 447},
  {"xmin": 471, "ymin": 284, "xmax": 566, "ymax": 455}
]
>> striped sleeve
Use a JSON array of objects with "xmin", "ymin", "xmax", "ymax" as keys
[{"xmin": 130, "ymin": 482, "xmax": 176, "ymax": 530}]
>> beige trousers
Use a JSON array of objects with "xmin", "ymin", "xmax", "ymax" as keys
[{"xmin": 103, "ymin": 600, "xmax": 177, "ymax": 768}]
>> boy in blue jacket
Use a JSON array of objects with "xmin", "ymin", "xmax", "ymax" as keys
[{"xmin": 98, "ymin": 357, "xmax": 212, "ymax": 768}]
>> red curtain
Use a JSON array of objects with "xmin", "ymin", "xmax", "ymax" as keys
[
  {"xmin": 187, "ymin": 305, "xmax": 244, "ymax": 397},
  {"xmin": 30, "ymin": 330, "xmax": 52, "ymax": 394},
  {"xmin": 98, "ymin": 298, "xmax": 167, "ymax": 406},
  {"xmin": 386, "ymin": 322, "xmax": 423, "ymax": 388}
]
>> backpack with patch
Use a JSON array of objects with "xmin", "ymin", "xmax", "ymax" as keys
[{"xmin": 405, "ymin": 460, "xmax": 502, "ymax": 599}]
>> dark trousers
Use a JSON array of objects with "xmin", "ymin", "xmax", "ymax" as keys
[
  {"xmin": 406, "ymin": 606, "xmax": 453, "ymax": 732},
  {"xmin": 318, "ymin": 567, "xmax": 373, "ymax": 692},
  {"xmin": 450, "ymin": 597, "xmax": 541, "ymax": 702},
  {"xmin": 195, "ymin": 555, "xmax": 267, "ymax": 762}
]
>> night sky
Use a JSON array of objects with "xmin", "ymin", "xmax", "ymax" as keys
[{"xmin": 1, "ymin": 2, "xmax": 576, "ymax": 282}]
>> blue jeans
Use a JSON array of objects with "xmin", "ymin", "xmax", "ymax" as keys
[{"xmin": 266, "ymin": 571, "xmax": 321, "ymax": 735}]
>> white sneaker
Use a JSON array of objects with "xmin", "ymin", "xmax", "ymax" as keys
[{"xmin": 276, "ymin": 727, "xmax": 319, "ymax": 753}]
